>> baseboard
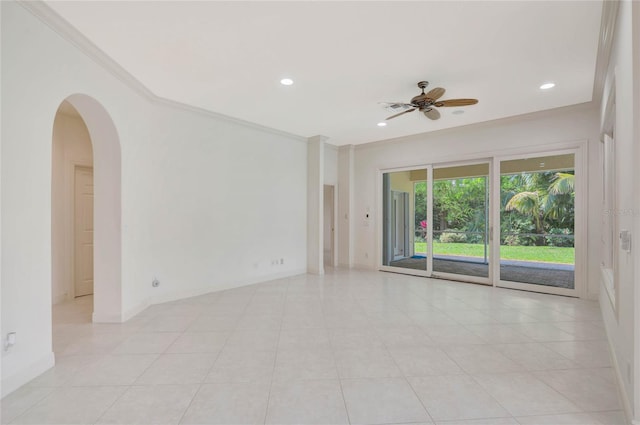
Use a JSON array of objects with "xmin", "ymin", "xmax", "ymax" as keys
[
  {"xmin": 92, "ymin": 310, "xmax": 124, "ymax": 323},
  {"xmin": 307, "ymin": 266, "xmax": 324, "ymax": 275},
  {"xmin": 146, "ymin": 268, "xmax": 307, "ymax": 307},
  {"xmin": 121, "ymin": 301, "xmax": 150, "ymax": 322},
  {"xmin": 602, "ymin": 310, "xmax": 634, "ymax": 425},
  {"xmin": 1, "ymin": 352, "xmax": 55, "ymax": 399}
]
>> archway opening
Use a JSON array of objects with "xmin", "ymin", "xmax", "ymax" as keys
[{"xmin": 51, "ymin": 94, "xmax": 122, "ymax": 325}]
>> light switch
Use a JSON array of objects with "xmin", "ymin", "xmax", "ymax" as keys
[{"xmin": 620, "ymin": 229, "xmax": 631, "ymax": 252}]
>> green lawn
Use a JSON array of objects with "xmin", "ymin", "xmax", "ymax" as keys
[{"xmin": 414, "ymin": 241, "xmax": 574, "ymax": 264}]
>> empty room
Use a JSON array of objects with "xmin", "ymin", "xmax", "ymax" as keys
[{"xmin": 1, "ymin": 1, "xmax": 639, "ymax": 424}]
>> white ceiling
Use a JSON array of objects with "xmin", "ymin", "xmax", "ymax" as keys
[{"xmin": 46, "ymin": 1, "xmax": 603, "ymax": 146}]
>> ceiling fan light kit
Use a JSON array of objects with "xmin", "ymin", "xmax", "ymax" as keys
[{"xmin": 382, "ymin": 80, "xmax": 478, "ymax": 121}]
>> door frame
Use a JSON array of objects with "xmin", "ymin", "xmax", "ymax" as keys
[
  {"xmin": 430, "ymin": 158, "xmax": 493, "ymax": 286},
  {"xmin": 73, "ymin": 165, "xmax": 94, "ymax": 298},
  {"xmin": 323, "ymin": 184, "xmax": 338, "ymax": 268},
  {"xmin": 68, "ymin": 161, "xmax": 93, "ymax": 300},
  {"xmin": 379, "ymin": 164, "xmax": 431, "ymax": 277},
  {"xmin": 492, "ymin": 147, "xmax": 585, "ymax": 297}
]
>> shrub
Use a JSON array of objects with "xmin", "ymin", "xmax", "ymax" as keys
[
  {"xmin": 545, "ymin": 228, "xmax": 574, "ymax": 247},
  {"xmin": 439, "ymin": 230, "xmax": 467, "ymax": 243}
]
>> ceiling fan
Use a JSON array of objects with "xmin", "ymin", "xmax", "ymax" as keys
[{"xmin": 382, "ymin": 81, "xmax": 478, "ymax": 121}]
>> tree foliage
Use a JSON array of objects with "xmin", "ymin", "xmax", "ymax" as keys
[
  {"xmin": 502, "ymin": 170, "xmax": 575, "ymax": 246},
  {"xmin": 413, "ymin": 170, "xmax": 575, "ymax": 247}
]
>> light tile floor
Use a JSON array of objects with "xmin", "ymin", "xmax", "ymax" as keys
[{"xmin": 1, "ymin": 269, "xmax": 627, "ymax": 424}]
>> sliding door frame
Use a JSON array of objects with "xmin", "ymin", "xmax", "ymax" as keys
[
  {"xmin": 492, "ymin": 147, "xmax": 585, "ymax": 298},
  {"xmin": 430, "ymin": 158, "xmax": 493, "ymax": 286},
  {"xmin": 377, "ymin": 141, "xmax": 587, "ymax": 298},
  {"xmin": 378, "ymin": 164, "xmax": 431, "ymax": 278}
]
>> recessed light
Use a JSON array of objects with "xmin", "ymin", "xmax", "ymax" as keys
[
  {"xmin": 280, "ymin": 78, "xmax": 294, "ymax": 86},
  {"xmin": 539, "ymin": 82, "xmax": 555, "ymax": 90},
  {"xmin": 377, "ymin": 122, "xmax": 387, "ymax": 127},
  {"xmin": 452, "ymin": 109, "xmax": 465, "ymax": 115}
]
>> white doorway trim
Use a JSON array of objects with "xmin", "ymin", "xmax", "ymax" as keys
[
  {"xmin": 67, "ymin": 160, "xmax": 93, "ymax": 300},
  {"xmin": 73, "ymin": 165, "xmax": 94, "ymax": 298}
]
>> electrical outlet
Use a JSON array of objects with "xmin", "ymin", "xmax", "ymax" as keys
[{"xmin": 4, "ymin": 332, "xmax": 16, "ymax": 351}]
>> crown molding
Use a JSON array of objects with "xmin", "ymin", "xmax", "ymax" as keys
[
  {"xmin": 308, "ymin": 135, "xmax": 330, "ymax": 145},
  {"xmin": 17, "ymin": 1, "xmax": 157, "ymax": 102},
  {"xmin": 17, "ymin": 0, "xmax": 307, "ymax": 143},
  {"xmin": 355, "ymin": 101, "xmax": 598, "ymax": 152},
  {"xmin": 592, "ymin": 0, "xmax": 620, "ymax": 104},
  {"xmin": 153, "ymin": 97, "xmax": 307, "ymax": 142}
]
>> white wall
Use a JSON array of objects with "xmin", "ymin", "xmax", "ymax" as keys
[
  {"xmin": 51, "ymin": 109, "xmax": 93, "ymax": 304},
  {"xmin": 124, "ymin": 103, "xmax": 308, "ymax": 312},
  {"xmin": 352, "ymin": 103, "xmax": 602, "ymax": 299},
  {"xmin": 598, "ymin": 1, "xmax": 638, "ymax": 421},
  {"xmin": 1, "ymin": 1, "xmax": 307, "ymax": 396},
  {"xmin": 324, "ymin": 144, "xmax": 338, "ymax": 186}
]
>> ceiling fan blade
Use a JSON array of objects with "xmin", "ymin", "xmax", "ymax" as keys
[
  {"xmin": 379, "ymin": 102, "xmax": 415, "ymax": 108},
  {"xmin": 423, "ymin": 108, "xmax": 441, "ymax": 120},
  {"xmin": 386, "ymin": 108, "xmax": 416, "ymax": 120},
  {"xmin": 426, "ymin": 87, "xmax": 446, "ymax": 101},
  {"xmin": 434, "ymin": 98, "xmax": 479, "ymax": 107}
]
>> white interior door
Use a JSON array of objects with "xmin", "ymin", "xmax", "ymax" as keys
[{"xmin": 74, "ymin": 166, "xmax": 94, "ymax": 297}]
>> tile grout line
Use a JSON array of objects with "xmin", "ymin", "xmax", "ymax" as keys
[
  {"xmin": 382, "ymin": 336, "xmax": 436, "ymax": 424},
  {"xmin": 90, "ymin": 385, "xmax": 131, "ymax": 425},
  {"xmin": 325, "ymin": 303, "xmax": 354, "ymax": 425},
  {"xmin": 261, "ymin": 278, "xmax": 289, "ymax": 425},
  {"xmin": 173, "ymin": 291, "xmax": 243, "ymax": 425}
]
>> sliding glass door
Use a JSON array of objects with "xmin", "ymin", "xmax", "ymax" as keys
[
  {"xmin": 431, "ymin": 163, "xmax": 490, "ymax": 284},
  {"xmin": 382, "ymin": 169, "xmax": 429, "ymax": 274},
  {"xmin": 381, "ymin": 162, "xmax": 492, "ymax": 283},
  {"xmin": 497, "ymin": 153, "xmax": 576, "ymax": 294},
  {"xmin": 380, "ymin": 150, "xmax": 580, "ymax": 296}
]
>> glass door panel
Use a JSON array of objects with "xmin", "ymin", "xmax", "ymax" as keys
[
  {"xmin": 431, "ymin": 163, "xmax": 490, "ymax": 281},
  {"xmin": 382, "ymin": 169, "xmax": 428, "ymax": 272},
  {"xmin": 499, "ymin": 154, "xmax": 575, "ymax": 290}
]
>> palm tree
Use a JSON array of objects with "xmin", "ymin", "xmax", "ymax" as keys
[
  {"xmin": 504, "ymin": 171, "xmax": 575, "ymax": 244},
  {"xmin": 544, "ymin": 173, "xmax": 575, "ymax": 224},
  {"xmin": 505, "ymin": 190, "xmax": 544, "ymax": 234},
  {"xmin": 548, "ymin": 172, "xmax": 575, "ymax": 195}
]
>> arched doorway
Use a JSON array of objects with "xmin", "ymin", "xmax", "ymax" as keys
[{"xmin": 51, "ymin": 94, "xmax": 122, "ymax": 323}]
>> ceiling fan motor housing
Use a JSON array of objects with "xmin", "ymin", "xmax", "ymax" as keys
[{"xmin": 411, "ymin": 94, "xmax": 431, "ymax": 105}]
